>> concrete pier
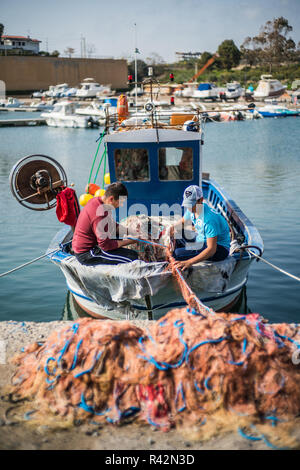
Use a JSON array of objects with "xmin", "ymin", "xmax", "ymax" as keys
[{"xmin": 0, "ymin": 117, "xmax": 46, "ymax": 127}]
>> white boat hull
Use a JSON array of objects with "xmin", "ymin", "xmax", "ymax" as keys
[
  {"xmin": 43, "ymin": 115, "xmax": 91, "ymax": 128},
  {"xmin": 59, "ymin": 255, "xmax": 253, "ymax": 320}
]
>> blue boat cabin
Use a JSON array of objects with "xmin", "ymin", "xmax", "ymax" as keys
[{"xmin": 105, "ymin": 129, "xmax": 203, "ymax": 214}]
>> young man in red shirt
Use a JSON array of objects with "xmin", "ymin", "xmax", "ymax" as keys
[{"xmin": 72, "ymin": 182, "xmax": 138, "ymax": 265}]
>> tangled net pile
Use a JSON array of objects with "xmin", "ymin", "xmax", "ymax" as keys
[
  {"xmin": 119, "ymin": 214, "xmax": 176, "ymax": 262},
  {"xmin": 8, "ymin": 306, "xmax": 300, "ymax": 447}
]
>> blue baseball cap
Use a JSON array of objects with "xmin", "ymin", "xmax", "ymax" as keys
[{"xmin": 181, "ymin": 185, "xmax": 203, "ymax": 207}]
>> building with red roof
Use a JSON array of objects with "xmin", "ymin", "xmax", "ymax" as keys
[{"xmin": 0, "ymin": 35, "xmax": 41, "ymax": 54}]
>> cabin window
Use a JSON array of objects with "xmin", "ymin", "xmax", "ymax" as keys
[
  {"xmin": 114, "ymin": 148, "xmax": 150, "ymax": 181},
  {"xmin": 158, "ymin": 147, "xmax": 193, "ymax": 181}
]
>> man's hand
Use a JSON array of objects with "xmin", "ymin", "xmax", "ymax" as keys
[
  {"xmin": 173, "ymin": 259, "xmax": 194, "ymax": 271},
  {"xmin": 166, "ymin": 226, "xmax": 175, "ymax": 252},
  {"xmin": 117, "ymin": 238, "xmax": 138, "ymax": 248}
]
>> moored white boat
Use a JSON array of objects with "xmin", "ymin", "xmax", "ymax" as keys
[
  {"xmin": 181, "ymin": 83, "xmax": 219, "ymax": 101},
  {"xmin": 254, "ymin": 75, "xmax": 286, "ymax": 100},
  {"xmin": 221, "ymin": 82, "xmax": 244, "ymax": 100},
  {"xmin": 76, "ymin": 78, "xmax": 109, "ymax": 99},
  {"xmin": 41, "ymin": 101, "xmax": 98, "ymax": 128},
  {"xmin": 252, "ymin": 104, "xmax": 300, "ymax": 118},
  {"xmin": 45, "ymin": 83, "xmax": 70, "ymax": 98}
]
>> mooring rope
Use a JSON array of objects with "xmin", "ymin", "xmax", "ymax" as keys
[
  {"xmin": 247, "ymin": 248, "xmax": 300, "ymax": 283},
  {"xmin": 0, "ymin": 245, "xmax": 67, "ymax": 279}
]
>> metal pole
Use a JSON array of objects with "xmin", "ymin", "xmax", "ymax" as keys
[{"xmin": 134, "ymin": 23, "xmax": 138, "ymax": 112}]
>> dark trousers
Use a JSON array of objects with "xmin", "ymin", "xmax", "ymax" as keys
[
  {"xmin": 173, "ymin": 238, "xmax": 229, "ymax": 262},
  {"xmin": 75, "ymin": 246, "xmax": 139, "ymax": 266}
]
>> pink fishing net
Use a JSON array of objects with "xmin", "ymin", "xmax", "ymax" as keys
[{"xmin": 9, "ymin": 308, "xmax": 300, "ymax": 436}]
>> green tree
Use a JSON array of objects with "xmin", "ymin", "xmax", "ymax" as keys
[
  {"xmin": 128, "ymin": 59, "xmax": 148, "ymax": 82},
  {"xmin": 198, "ymin": 51, "xmax": 213, "ymax": 67},
  {"xmin": 217, "ymin": 40, "xmax": 241, "ymax": 70},
  {"xmin": 145, "ymin": 52, "xmax": 165, "ymax": 66},
  {"xmin": 240, "ymin": 37, "xmax": 261, "ymax": 66},
  {"xmin": 51, "ymin": 50, "xmax": 60, "ymax": 57},
  {"xmin": 242, "ymin": 17, "xmax": 297, "ymax": 71},
  {"xmin": 0, "ymin": 23, "xmax": 4, "ymax": 40}
]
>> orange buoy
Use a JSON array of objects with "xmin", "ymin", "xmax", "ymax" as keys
[
  {"xmin": 85, "ymin": 183, "xmax": 100, "ymax": 195},
  {"xmin": 117, "ymin": 94, "xmax": 129, "ymax": 123}
]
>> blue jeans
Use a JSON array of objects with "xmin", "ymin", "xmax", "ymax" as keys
[{"xmin": 173, "ymin": 238, "xmax": 229, "ymax": 262}]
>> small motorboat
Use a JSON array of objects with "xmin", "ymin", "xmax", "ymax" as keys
[
  {"xmin": 76, "ymin": 78, "xmax": 109, "ymax": 99},
  {"xmin": 253, "ymin": 75, "xmax": 286, "ymax": 100},
  {"xmin": 221, "ymin": 82, "xmax": 244, "ymax": 101},
  {"xmin": 45, "ymin": 83, "xmax": 70, "ymax": 98},
  {"xmin": 41, "ymin": 101, "xmax": 98, "ymax": 128},
  {"xmin": 253, "ymin": 104, "xmax": 300, "ymax": 118},
  {"xmin": 180, "ymin": 83, "xmax": 219, "ymax": 101},
  {"xmin": 3, "ymin": 97, "xmax": 24, "ymax": 108}
]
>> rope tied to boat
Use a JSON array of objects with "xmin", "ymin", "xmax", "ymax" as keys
[
  {"xmin": 247, "ymin": 248, "xmax": 300, "ymax": 282},
  {"xmin": 0, "ymin": 243, "xmax": 70, "ymax": 279}
]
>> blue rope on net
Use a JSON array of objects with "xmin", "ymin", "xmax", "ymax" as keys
[
  {"xmin": 138, "ymin": 320, "xmax": 188, "ymax": 371},
  {"xmin": 228, "ymin": 338, "xmax": 249, "ymax": 366},
  {"xmin": 70, "ymin": 339, "xmax": 83, "ymax": 371},
  {"xmin": 175, "ymin": 382, "xmax": 186, "ymax": 412},
  {"xmin": 186, "ymin": 307, "xmax": 206, "ymax": 319},
  {"xmin": 204, "ymin": 376, "xmax": 212, "ymax": 391},
  {"xmin": 238, "ymin": 426, "xmax": 262, "ymax": 442},
  {"xmin": 275, "ymin": 332, "xmax": 300, "ymax": 349},
  {"xmin": 238, "ymin": 425, "xmax": 290, "ymax": 450},
  {"xmin": 74, "ymin": 350, "xmax": 103, "ymax": 378},
  {"xmin": 57, "ymin": 323, "xmax": 79, "ymax": 365},
  {"xmin": 44, "ymin": 357, "xmax": 57, "ymax": 377},
  {"xmin": 186, "ymin": 336, "xmax": 228, "ymax": 364},
  {"xmin": 146, "ymin": 414, "xmax": 166, "ymax": 428},
  {"xmin": 78, "ymin": 392, "xmax": 111, "ymax": 417},
  {"xmin": 194, "ymin": 380, "xmax": 205, "ymax": 395}
]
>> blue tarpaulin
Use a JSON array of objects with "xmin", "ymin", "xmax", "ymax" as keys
[{"xmin": 198, "ymin": 83, "xmax": 212, "ymax": 91}]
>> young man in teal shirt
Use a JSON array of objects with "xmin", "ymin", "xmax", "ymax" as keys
[{"xmin": 169, "ymin": 185, "xmax": 230, "ymax": 271}]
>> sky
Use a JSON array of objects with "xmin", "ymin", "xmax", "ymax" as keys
[{"xmin": 1, "ymin": 0, "xmax": 299, "ymax": 63}]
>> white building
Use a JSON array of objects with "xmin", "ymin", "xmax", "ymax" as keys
[{"xmin": 0, "ymin": 35, "xmax": 41, "ymax": 54}]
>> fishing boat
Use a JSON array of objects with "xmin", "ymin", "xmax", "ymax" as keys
[{"xmin": 9, "ymin": 79, "xmax": 263, "ymax": 321}]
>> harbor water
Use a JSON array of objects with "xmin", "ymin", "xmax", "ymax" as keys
[{"xmin": 0, "ymin": 114, "xmax": 299, "ymax": 323}]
